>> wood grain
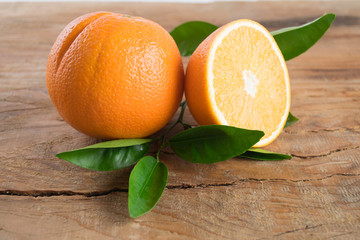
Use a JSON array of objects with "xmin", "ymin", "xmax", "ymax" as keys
[
  {"xmin": 0, "ymin": 1, "xmax": 359, "ymax": 239},
  {"xmin": 1, "ymin": 175, "xmax": 359, "ymax": 239}
]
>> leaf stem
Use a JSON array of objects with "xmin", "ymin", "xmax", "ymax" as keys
[{"xmin": 156, "ymin": 101, "xmax": 190, "ymax": 160}]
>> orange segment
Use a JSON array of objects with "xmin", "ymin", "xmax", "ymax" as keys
[{"xmin": 185, "ymin": 19, "xmax": 290, "ymax": 147}]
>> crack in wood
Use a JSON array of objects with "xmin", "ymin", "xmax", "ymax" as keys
[
  {"xmin": 274, "ymin": 224, "xmax": 324, "ymax": 237},
  {"xmin": 158, "ymin": 146, "xmax": 360, "ymax": 160},
  {"xmin": 166, "ymin": 182, "xmax": 236, "ymax": 190},
  {"xmin": 284, "ymin": 127, "xmax": 360, "ymax": 134},
  {"xmin": 0, "ymin": 188, "xmax": 127, "ymax": 198},
  {"xmin": 291, "ymin": 146, "xmax": 359, "ymax": 159},
  {"xmin": 1, "ymin": 173, "xmax": 358, "ymax": 197},
  {"xmin": 234, "ymin": 173, "xmax": 359, "ymax": 184},
  {"xmin": 166, "ymin": 173, "xmax": 360, "ymax": 190},
  {"xmin": 297, "ymin": 173, "xmax": 360, "ymax": 182}
]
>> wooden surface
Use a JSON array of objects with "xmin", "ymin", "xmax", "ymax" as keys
[{"xmin": 0, "ymin": 1, "xmax": 359, "ymax": 239}]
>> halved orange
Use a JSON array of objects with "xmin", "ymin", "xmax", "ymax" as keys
[{"xmin": 185, "ymin": 19, "xmax": 290, "ymax": 147}]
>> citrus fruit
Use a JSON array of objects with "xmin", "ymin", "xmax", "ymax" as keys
[
  {"xmin": 47, "ymin": 12, "xmax": 184, "ymax": 139},
  {"xmin": 185, "ymin": 19, "xmax": 290, "ymax": 147}
]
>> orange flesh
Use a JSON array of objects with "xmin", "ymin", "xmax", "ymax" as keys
[{"xmin": 212, "ymin": 25, "xmax": 288, "ymax": 139}]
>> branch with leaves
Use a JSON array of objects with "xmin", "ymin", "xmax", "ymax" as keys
[{"xmin": 57, "ymin": 13, "xmax": 335, "ymax": 218}]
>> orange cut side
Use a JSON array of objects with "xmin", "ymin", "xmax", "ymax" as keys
[{"xmin": 185, "ymin": 19, "xmax": 290, "ymax": 147}]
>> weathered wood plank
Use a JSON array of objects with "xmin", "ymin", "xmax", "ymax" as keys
[
  {"xmin": 0, "ymin": 175, "xmax": 359, "ymax": 239},
  {"xmin": 0, "ymin": 1, "xmax": 359, "ymax": 239},
  {"xmin": 1, "ymin": 125, "xmax": 359, "ymax": 191}
]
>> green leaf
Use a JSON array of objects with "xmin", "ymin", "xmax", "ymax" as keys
[
  {"xmin": 170, "ymin": 14, "xmax": 334, "ymax": 60},
  {"xmin": 272, "ymin": 13, "xmax": 335, "ymax": 61},
  {"xmin": 169, "ymin": 125, "xmax": 264, "ymax": 164},
  {"xmin": 240, "ymin": 148, "xmax": 292, "ymax": 161},
  {"xmin": 170, "ymin": 21, "xmax": 218, "ymax": 56},
  {"xmin": 128, "ymin": 156, "xmax": 168, "ymax": 218},
  {"xmin": 56, "ymin": 139, "xmax": 151, "ymax": 171},
  {"xmin": 285, "ymin": 112, "xmax": 299, "ymax": 128}
]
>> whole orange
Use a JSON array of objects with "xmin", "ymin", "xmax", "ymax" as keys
[{"xmin": 47, "ymin": 12, "xmax": 184, "ymax": 139}]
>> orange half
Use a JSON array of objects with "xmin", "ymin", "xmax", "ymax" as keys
[{"xmin": 185, "ymin": 19, "xmax": 290, "ymax": 147}]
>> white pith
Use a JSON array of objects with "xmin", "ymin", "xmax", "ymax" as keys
[
  {"xmin": 207, "ymin": 20, "xmax": 291, "ymax": 147},
  {"xmin": 242, "ymin": 70, "xmax": 259, "ymax": 98}
]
